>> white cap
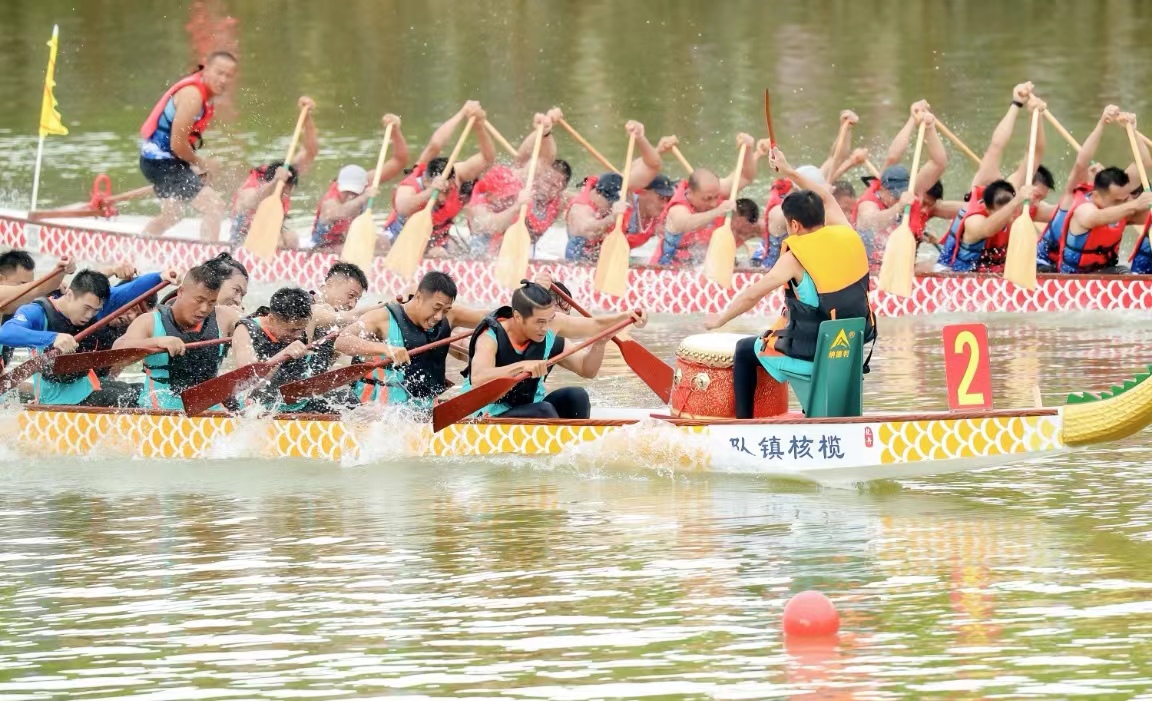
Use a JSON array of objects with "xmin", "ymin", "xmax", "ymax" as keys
[
  {"xmin": 794, "ymin": 164, "xmax": 827, "ymax": 186},
  {"xmin": 336, "ymin": 165, "xmax": 368, "ymax": 194}
]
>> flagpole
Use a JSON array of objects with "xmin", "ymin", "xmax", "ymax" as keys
[
  {"xmin": 30, "ymin": 132, "xmax": 47, "ymax": 213},
  {"xmin": 31, "ymin": 24, "xmax": 66, "ymax": 214}
]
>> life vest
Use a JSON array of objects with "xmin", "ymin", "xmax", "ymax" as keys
[
  {"xmin": 141, "ymin": 306, "xmax": 223, "ymax": 396},
  {"xmin": 461, "ymin": 307, "xmax": 565, "ymax": 411},
  {"xmin": 852, "ymin": 180, "xmax": 930, "ymax": 271},
  {"xmin": 236, "ymin": 317, "xmax": 322, "ymax": 407},
  {"xmin": 139, "ymin": 72, "xmax": 214, "ymax": 159},
  {"xmin": 230, "ymin": 166, "xmax": 291, "ymax": 240},
  {"xmin": 382, "ymin": 163, "xmax": 466, "ymax": 250},
  {"xmin": 32, "ymin": 296, "xmax": 105, "ymax": 389},
  {"xmin": 752, "ymin": 234, "xmax": 785, "ymax": 269},
  {"xmin": 0, "ymin": 312, "xmax": 13, "ymax": 373},
  {"xmin": 1129, "ymin": 211, "xmax": 1152, "ymax": 271},
  {"xmin": 470, "ymin": 165, "xmax": 563, "ymax": 253},
  {"xmin": 359, "ymin": 302, "xmax": 451, "ymax": 406},
  {"xmin": 1058, "ymin": 190, "xmax": 1128, "ymax": 272},
  {"xmin": 755, "ymin": 179, "xmax": 793, "ymax": 268},
  {"xmin": 564, "ymin": 176, "xmax": 614, "ymax": 263},
  {"xmin": 623, "ymin": 192, "xmax": 661, "ymax": 249},
  {"xmin": 766, "ymin": 225, "xmax": 875, "ymax": 362},
  {"xmin": 766, "ymin": 178, "xmax": 793, "ymax": 215},
  {"xmin": 649, "ymin": 181, "xmax": 725, "ymax": 267},
  {"xmin": 949, "ymin": 199, "xmax": 1006, "ymax": 272},
  {"xmin": 310, "ymin": 181, "xmax": 362, "ymax": 248}
]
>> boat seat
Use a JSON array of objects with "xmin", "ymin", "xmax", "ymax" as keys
[{"xmin": 778, "ymin": 318, "xmax": 866, "ymax": 418}]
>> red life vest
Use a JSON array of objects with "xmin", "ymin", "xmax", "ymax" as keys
[
  {"xmin": 851, "ymin": 179, "xmax": 930, "ymax": 240},
  {"xmin": 760, "ymin": 178, "xmax": 793, "ymax": 252},
  {"xmin": 139, "ymin": 72, "xmax": 215, "ymax": 150},
  {"xmin": 564, "ymin": 176, "xmax": 613, "ymax": 260},
  {"xmin": 648, "ymin": 181, "xmax": 725, "ymax": 265},
  {"xmin": 959, "ymin": 200, "xmax": 1010, "ymax": 272},
  {"xmin": 230, "ymin": 166, "xmax": 291, "ymax": 238},
  {"xmin": 383, "ymin": 163, "xmax": 465, "ymax": 247},
  {"xmin": 1058, "ymin": 190, "xmax": 1128, "ymax": 271},
  {"xmin": 471, "ymin": 165, "xmax": 563, "ymax": 252},
  {"xmin": 311, "ymin": 182, "xmax": 357, "ymax": 247}
]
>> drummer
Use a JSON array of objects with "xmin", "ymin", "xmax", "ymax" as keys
[
  {"xmin": 707, "ymin": 146, "xmax": 875, "ymax": 419},
  {"xmin": 460, "ymin": 281, "xmax": 646, "ymax": 419}
]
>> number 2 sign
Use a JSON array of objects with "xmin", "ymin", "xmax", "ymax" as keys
[{"xmin": 942, "ymin": 324, "xmax": 993, "ymax": 411}]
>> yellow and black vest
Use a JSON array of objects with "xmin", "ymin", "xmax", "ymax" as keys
[{"xmin": 771, "ymin": 224, "xmax": 876, "ymax": 361}]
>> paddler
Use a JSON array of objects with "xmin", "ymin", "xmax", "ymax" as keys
[
  {"xmin": 310, "ymin": 114, "xmax": 409, "ymax": 252},
  {"xmin": 0, "ymin": 267, "xmax": 181, "ymax": 407},
  {"xmin": 232, "ymin": 287, "xmax": 355, "ymax": 412},
  {"xmin": 0, "ymin": 251, "xmax": 73, "ymax": 316},
  {"xmin": 383, "ymin": 101, "xmax": 497, "ymax": 258},
  {"xmin": 564, "ymin": 121, "xmax": 666, "ymax": 262},
  {"xmin": 1037, "ymin": 110, "xmax": 1152, "ymax": 274},
  {"xmin": 467, "ymin": 110, "xmax": 574, "ymax": 257},
  {"xmin": 653, "ymin": 133, "xmax": 763, "ymax": 267},
  {"xmin": 852, "ymin": 101, "xmax": 948, "ymax": 270},
  {"xmin": 139, "ymin": 51, "xmax": 237, "ymax": 241},
  {"xmin": 461, "ymin": 281, "xmax": 647, "ymax": 420},
  {"xmin": 112, "ymin": 263, "xmax": 242, "ymax": 410},
  {"xmin": 707, "ymin": 147, "xmax": 874, "ymax": 419},
  {"xmin": 205, "ymin": 252, "xmax": 249, "ymax": 311},
  {"xmin": 229, "ymin": 96, "xmax": 319, "ymax": 247},
  {"xmin": 937, "ymin": 86, "xmax": 1055, "ymax": 272}
]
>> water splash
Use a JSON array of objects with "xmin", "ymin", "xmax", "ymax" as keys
[{"xmin": 548, "ymin": 418, "xmax": 711, "ymax": 479}]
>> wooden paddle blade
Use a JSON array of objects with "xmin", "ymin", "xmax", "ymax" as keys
[
  {"xmin": 383, "ymin": 206, "xmax": 434, "ymax": 278},
  {"xmin": 593, "ymin": 227, "xmax": 631, "ymax": 297},
  {"xmin": 613, "ymin": 337, "xmax": 673, "ymax": 403},
  {"xmin": 1004, "ymin": 212, "xmax": 1039, "ymax": 290},
  {"xmin": 241, "ymin": 191, "xmax": 287, "ymax": 261},
  {"xmin": 0, "ymin": 354, "xmax": 51, "ymax": 396},
  {"xmin": 877, "ymin": 222, "xmax": 917, "ymax": 298},
  {"xmin": 279, "ymin": 362, "xmax": 379, "ymax": 405},
  {"xmin": 340, "ymin": 210, "xmax": 379, "ymax": 271},
  {"xmin": 494, "ymin": 216, "xmax": 531, "ymax": 290},
  {"xmin": 181, "ymin": 361, "xmax": 276, "ymax": 416},
  {"xmin": 51, "ymin": 347, "xmax": 153, "ymax": 375},
  {"xmin": 432, "ymin": 376, "xmax": 520, "ymax": 433},
  {"xmin": 702, "ymin": 223, "xmax": 736, "ymax": 288}
]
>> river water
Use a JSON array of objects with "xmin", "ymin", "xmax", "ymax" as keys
[{"xmin": 3, "ymin": 0, "xmax": 1152, "ymax": 698}]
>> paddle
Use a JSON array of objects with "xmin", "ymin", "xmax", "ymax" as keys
[
  {"xmin": 384, "ymin": 117, "xmax": 476, "ymax": 278},
  {"xmin": 592, "ymin": 133, "xmax": 636, "ymax": 297},
  {"xmin": 671, "ymin": 146, "xmax": 693, "ymax": 175},
  {"xmin": 180, "ymin": 328, "xmax": 342, "ymax": 416},
  {"xmin": 935, "ymin": 120, "xmax": 981, "ymax": 165},
  {"xmin": 494, "ymin": 124, "xmax": 545, "ymax": 290},
  {"xmin": 549, "ymin": 283, "xmax": 672, "ymax": 403},
  {"xmin": 278, "ymin": 330, "xmax": 472, "ymax": 404},
  {"xmin": 1124, "ymin": 122, "xmax": 1152, "ymax": 261},
  {"xmin": 483, "ymin": 120, "xmax": 520, "ymax": 158},
  {"xmin": 0, "ymin": 263, "xmax": 65, "ymax": 312},
  {"xmin": 701, "ymin": 143, "xmax": 748, "ymax": 289},
  {"xmin": 1004, "ymin": 109, "xmax": 1042, "ymax": 290},
  {"xmin": 764, "ymin": 88, "xmax": 777, "ymax": 147},
  {"xmin": 432, "ymin": 315, "xmax": 636, "ymax": 433},
  {"xmin": 241, "ymin": 104, "xmax": 311, "ymax": 260},
  {"xmin": 1044, "ymin": 110, "xmax": 1083, "ymax": 152},
  {"xmin": 0, "ymin": 279, "xmax": 170, "ymax": 396},
  {"xmin": 51, "ymin": 337, "xmax": 230, "ymax": 376},
  {"xmin": 877, "ymin": 121, "xmax": 927, "ymax": 298},
  {"xmin": 339, "ymin": 122, "xmax": 394, "ymax": 271},
  {"xmin": 556, "ymin": 118, "xmax": 620, "ymax": 174}
]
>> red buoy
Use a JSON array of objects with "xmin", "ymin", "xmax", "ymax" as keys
[{"xmin": 782, "ymin": 590, "xmax": 840, "ymax": 637}]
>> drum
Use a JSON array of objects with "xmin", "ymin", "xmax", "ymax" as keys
[{"xmin": 671, "ymin": 332, "xmax": 789, "ymax": 419}]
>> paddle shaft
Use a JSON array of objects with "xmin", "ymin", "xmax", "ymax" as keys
[
  {"xmin": 0, "ymin": 264, "xmax": 64, "ymax": 311},
  {"xmin": 549, "ymin": 284, "xmax": 631, "ymax": 351},
  {"xmin": 764, "ymin": 89, "xmax": 777, "ymax": 147},
  {"xmin": 363, "ymin": 123, "xmax": 395, "ymax": 211},
  {"xmin": 557, "ymin": 119, "xmax": 620, "ymax": 174},
  {"xmin": 1127, "ymin": 124, "xmax": 1151, "ymax": 192},
  {"xmin": 269, "ymin": 105, "xmax": 311, "ymax": 204},
  {"xmin": 724, "ymin": 145, "xmax": 748, "ymax": 226},
  {"xmin": 900, "ymin": 122, "xmax": 928, "ymax": 224},
  {"xmin": 52, "ymin": 337, "xmax": 230, "ymax": 375},
  {"xmin": 611, "ymin": 134, "xmax": 637, "ymax": 230},
  {"xmin": 1043, "ymin": 110, "xmax": 1082, "ymax": 152},
  {"xmin": 671, "ymin": 146, "xmax": 693, "ymax": 174},
  {"xmin": 1024, "ymin": 110, "xmax": 1040, "ymax": 190},
  {"xmin": 934, "ymin": 120, "xmax": 981, "ymax": 165},
  {"xmin": 516, "ymin": 124, "xmax": 547, "ymax": 224},
  {"xmin": 78, "ymin": 281, "xmax": 170, "ymax": 344},
  {"xmin": 483, "ymin": 120, "xmax": 519, "ymax": 157},
  {"xmin": 425, "ymin": 116, "xmax": 476, "ymax": 210}
]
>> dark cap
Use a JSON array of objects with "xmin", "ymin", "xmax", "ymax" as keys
[
  {"xmin": 880, "ymin": 165, "xmax": 911, "ymax": 196},
  {"xmin": 593, "ymin": 173, "xmax": 623, "ymax": 202},
  {"xmin": 645, "ymin": 173, "xmax": 676, "ymax": 198}
]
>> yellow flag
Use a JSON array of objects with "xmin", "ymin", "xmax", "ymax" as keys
[{"xmin": 39, "ymin": 26, "xmax": 67, "ymax": 137}]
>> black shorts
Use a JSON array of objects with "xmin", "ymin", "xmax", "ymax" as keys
[{"xmin": 139, "ymin": 156, "xmax": 203, "ymax": 201}]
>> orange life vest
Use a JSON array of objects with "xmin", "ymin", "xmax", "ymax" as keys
[
  {"xmin": 649, "ymin": 181, "xmax": 725, "ymax": 266},
  {"xmin": 139, "ymin": 72, "xmax": 214, "ymax": 153}
]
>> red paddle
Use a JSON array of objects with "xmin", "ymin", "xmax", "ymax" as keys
[
  {"xmin": 180, "ymin": 328, "xmax": 342, "ymax": 416},
  {"xmin": 432, "ymin": 316, "xmax": 636, "ymax": 433},
  {"xmin": 548, "ymin": 283, "xmax": 672, "ymax": 403},
  {"xmin": 0, "ymin": 280, "xmax": 170, "ymax": 396},
  {"xmin": 279, "ymin": 330, "xmax": 473, "ymax": 405},
  {"xmin": 764, "ymin": 88, "xmax": 777, "ymax": 147},
  {"xmin": 0, "ymin": 263, "xmax": 65, "ymax": 312},
  {"xmin": 50, "ymin": 337, "xmax": 231, "ymax": 376}
]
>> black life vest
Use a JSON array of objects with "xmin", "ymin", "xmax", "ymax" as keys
[
  {"xmin": 142, "ymin": 306, "xmax": 223, "ymax": 393},
  {"xmin": 35, "ymin": 296, "xmax": 102, "ymax": 384},
  {"xmin": 382, "ymin": 302, "xmax": 451, "ymax": 400},
  {"xmin": 462, "ymin": 306, "xmax": 565, "ymax": 408},
  {"xmin": 770, "ymin": 225, "xmax": 877, "ymax": 362},
  {"xmin": 237, "ymin": 317, "xmax": 319, "ymax": 404}
]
